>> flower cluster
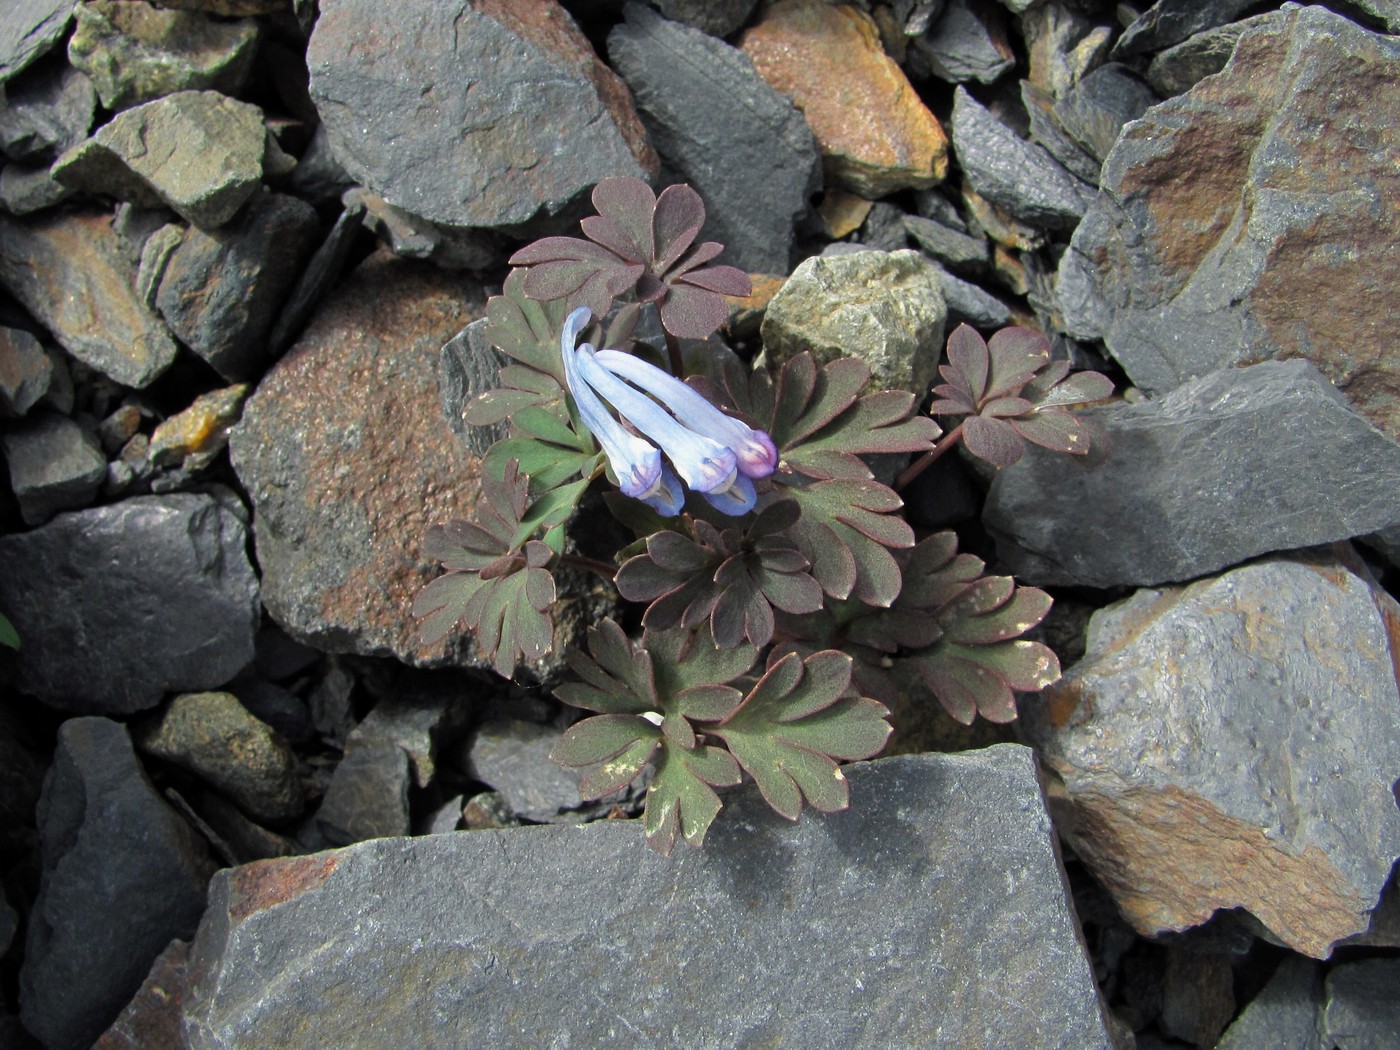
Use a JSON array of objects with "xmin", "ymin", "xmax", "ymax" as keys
[{"xmin": 559, "ymin": 307, "xmax": 777, "ymax": 516}]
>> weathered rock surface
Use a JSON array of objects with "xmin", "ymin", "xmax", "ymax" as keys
[
  {"xmin": 156, "ymin": 190, "xmax": 319, "ymax": 379},
  {"xmin": 984, "ymin": 361, "xmax": 1400, "ymax": 589},
  {"xmin": 315, "ymin": 739, "xmax": 410, "ymax": 845},
  {"xmin": 437, "ymin": 319, "xmax": 509, "ymax": 458},
  {"xmin": 608, "ymin": 2, "xmax": 820, "ymax": 275},
  {"xmin": 0, "ymin": 411, "xmax": 106, "ymax": 524},
  {"xmin": 1145, "ymin": 12, "xmax": 1278, "ymax": 98},
  {"xmin": 0, "ymin": 0, "xmax": 74, "ymax": 83},
  {"xmin": 54, "ymin": 90, "xmax": 267, "ymax": 229},
  {"xmin": 20, "ymin": 718, "xmax": 215, "ymax": 1050},
  {"xmin": 228, "ymin": 253, "xmax": 487, "ymax": 668},
  {"xmin": 761, "ymin": 248, "xmax": 945, "ymax": 395},
  {"xmin": 181, "ymin": 749, "xmax": 1117, "ymax": 1049},
  {"xmin": 903, "ymin": 212, "xmax": 987, "ymax": 272},
  {"xmin": 909, "ymin": 0, "xmax": 1014, "ymax": 85},
  {"xmin": 1111, "ymin": 0, "xmax": 1257, "ymax": 59},
  {"xmin": 951, "ymin": 86, "xmax": 1093, "ymax": 233},
  {"xmin": 0, "ymin": 61, "xmax": 95, "ymax": 162},
  {"xmin": 1022, "ymin": 552, "xmax": 1400, "ymax": 958},
  {"xmin": 1051, "ymin": 63, "xmax": 1158, "ymax": 164},
  {"xmin": 1019, "ymin": 2, "xmax": 1112, "ymax": 101},
  {"xmin": 135, "ymin": 691, "xmax": 303, "ymax": 823},
  {"xmin": 740, "ymin": 0, "xmax": 948, "ymax": 197},
  {"xmin": 306, "ymin": 0, "xmax": 657, "ymax": 230},
  {"xmin": 1322, "ymin": 958, "xmax": 1400, "ymax": 1047},
  {"xmin": 67, "ymin": 0, "xmax": 259, "ymax": 110},
  {"xmin": 147, "ymin": 383, "xmax": 248, "ymax": 471},
  {"xmin": 0, "ymin": 209, "xmax": 179, "ymax": 388},
  {"xmin": 1059, "ymin": 7, "xmax": 1400, "ymax": 441},
  {"xmin": 0, "ymin": 491, "xmax": 259, "ymax": 713}
]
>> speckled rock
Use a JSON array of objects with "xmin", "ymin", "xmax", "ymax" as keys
[
  {"xmin": 761, "ymin": 248, "xmax": 945, "ymax": 394},
  {"xmin": 740, "ymin": 0, "xmax": 948, "ymax": 197},
  {"xmin": 0, "ymin": 209, "xmax": 178, "ymax": 388},
  {"xmin": 1, "ymin": 412, "xmax": 106, "ymax": 525},
  {"xmin": 1022, "ymin": 552, "xmax": 1400, "ymax": 958},
  {"xmin": 306, "ymin": 0, "xmax": 657, "ymax": 229}
]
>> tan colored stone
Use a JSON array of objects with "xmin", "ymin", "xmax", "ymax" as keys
[
  {"xmin": 817, "ymin": 188, "xmax": 872, "ymax": 238},
  {"xmin": 740, "ymin": 0, "xmax": 947, "ymax": 197},
  {"xmin": 149, "ymin": 383, "xmax": 248, "ymax": 468}
]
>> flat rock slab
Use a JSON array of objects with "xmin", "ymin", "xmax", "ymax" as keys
[
  {"xmin": 1022, "ymin": 552, "xmax": 1400, "ymax": 959},
  {"xmin": 229, "ymin": 253, "xmax": 488, "ymax": 668},
  {"xmin": 1059, "ymin": 7, "xmax": 1400, "ymax": 441},
  {"xmin": 0, "ymin": 491, "xmax": 259, "ymax": 714},
  {"xmin": 0, "ymin": 209, "xmax": 178, "ymax": 388},
  {"xmin": 0, "ymin": 0, "xmax": 74, "ymax": 84},
  {"xmin": 181, "ymin": 748, "xmax": 1117, "ymax": 1049},
  {"xmin": 984, "ymin": 360, "xmax": 1400, "ymax": 589},
  {"xmin": 307, "ymin": 0, "xmax": 657, "ymax": 229}
]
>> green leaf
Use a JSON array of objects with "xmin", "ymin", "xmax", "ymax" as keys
[
  {"xmin": 484, "ymin": 269, "xmax": 574, "ymax": 384},
  {"xmin": 514, "ymin": 477, "xmax": 592, "ymax": 548},
  {"xmin": 714, "ymin": 650, "xmax": 891, "ymax": 821},
  {"xmin": 779, "ymin": 480, "xmax": 912, "ymax": 606},
  {"xmin": 643, "ymin": 744, "xmax": 742, "ymax": 856}
]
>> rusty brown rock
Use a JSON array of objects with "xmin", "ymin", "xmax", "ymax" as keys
[
  {"xmin": 1058, "ymin": 6, "xmax": 1400, "ymax": 441},
  {"xmin": 740, "ymin": 0, "xmax": 947, "ymax": 197}
]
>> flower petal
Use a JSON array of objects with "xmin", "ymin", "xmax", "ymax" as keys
[{"xmin": 702, "ymin": 473, "xmax": 757, "ymax": 516}]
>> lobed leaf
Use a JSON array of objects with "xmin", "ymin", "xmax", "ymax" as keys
[
  {"xmin": 779, "ymin": 480, "xmax": 913, "ymax": 606},
  {"xmin": 643, "ymin": 744, "xmax": 742, "ymax": 856}
]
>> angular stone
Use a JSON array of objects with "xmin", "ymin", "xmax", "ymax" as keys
[
  {"xmin": 1215, "ymin": 956, "xmax": 1322, "ymax": 1050},
  {"xmin": 903, "ymin": 212, "xmax": 987, "ymax": 272},
  {"xmin": 54, "ymin": 90, "xmax": 266, "ymax": 229},
  {"xmin": 1322, "ymin": 958, "xmax": 1400, "ymax": 1047},
  {"xmin": 156, "ymin": 191, "xmax": 319, "ymax": 379},
  {"xmin": 857, "ymin": 199, "xmax": 911, "ymax": 253},
  {"xmin": 1021, "ymin": 80, "xmax": 1103, "ymax": 186},
  {"xmin": 0, "ymin": 210, "xmax": 178, "ymax": 387},
  {"xmin": 985, "ymin": 361, "xmax": 1400, "ymax": 589},
  {"xmin": 345, "ymin": 682, "xmax": 474, "ymax": 791},
  {"xmin": 608, "ymin": 2, "xmax": 821, "ymax": 275},
  {"xmin": 651, "ymin": 0, "xmax": 757, "ymax": 38},
  {"xmin": 181, "ymin": 749, "xmax": 1117, "ymax": 1048},
  {"xmin": 1052, "ymin": 63, "xmax": 1158, "ymax": 164},
  {"xmin": 148, "ymin": 383, "xmax": 248, "ymax": 470},
  {"xmin": 951, "ymin": 86, "xmax": 1093, "ymax": 233},
  {"xmin": 740, "ymin": 0, "xmax": 948, "ymax": 197},
  {"xmin": 0, "ymin": 0, "xmax": 74, "ymax": 84},
  {"xmin": 151, "ymin": 0, "xmax": 286, "ymax": 13},
  {"xmin": 817, "ymin": 189, "xmax": 872, "ymax": 239},
  {"xmin": 0, "ymin": 325, "xmax": 54, "ymax": 417},
  {"xmin": 135, "ymin": 691, "xmax": 303, "ymax": 823},
  {"xmin": 0, "ymin": 491, "xmax": 259, "ymax": 714},
  {"xmin": 1112, "ymin": 0, "xmax": 1257, "ymax": 59},
  {"xmin": 68, "ymin": 0, "xmax": 259, "ymax": 111},
  {"xmin": 909, "ymin": 0, "xmax": 1014, "ymax": 84},
  {"xmin": 266, "ymin": 196, "xmax": 366, "ymax": 356},
  {"xmin": 0, "ymin": 62, "xmax": 96, "ymax": 162},
  {"xmin": 306, "ymin": 0, "xmax": 657, "ymax": 229},
  {"xmin": 316, "ymin": 741, "xmax": 410, "ymax": 845},
  {"xmin": 19, "ymin": 718, "xmax": 215, "ymax": 1050},
  {"xmin": 0, "ymin": 159, "xmax": 74, "ymax": 213},
  {"xmin": 761, "ymin": 249, "xmax": 945, "ymax": 395},
  {"xmin": 1, "ymin": 412, "xmax": 106, "ymax": 525},
  {"xmin": 438, "ymin": 319, "xmax": 510, "ymax": 458},
  {"xmin": 1145, "ymin": 12, "xmax": 1277, "ymax": 98},
  {"xmin": 462, "ymin": 717, "xmax": 585, "ymax": 823},
  {"xmin": 228, "ymin": 254, "xmax": 488, "ymax": 668},
  {"xmin": 349, "ymin": 187, "xmax": 500, "ymax": 270},
  {"xmin": 1020, "ymin": 2, "xmax": 1113, "ymax": 100},
  {"xmin": 937, "ymin": 267, "xmax": 1011, "ymax": 328},
  {"xmin": 1023, "ymin": 552, "xmax": 1400, "ymax": 958},
  {"xmin": 92, "ymin": 939, "xmax": 191, "ymax": 1050},
  {"xmin": 1059, "ymin": 8, "xmax": 1400, "ymax": 442}
]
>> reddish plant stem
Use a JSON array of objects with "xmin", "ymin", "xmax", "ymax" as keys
[
  {"xmin": 895, "ymin": 422, "xmax": 965, "ymax": 491},
  {"xmin": 559, "ymin": 552, "xmax": 618, "ymax": 581},
  {"xmin": 662, "ymin": 327, "xmax": 684, "ymax": 378}
]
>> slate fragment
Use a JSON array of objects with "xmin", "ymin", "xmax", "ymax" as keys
[
  {"xmin": 909, "ymin": 0, "xmax": 1014, "ymax": 84},
  {"xmin": 1145, "ymin": 13, "xmax": 1277, "ymax": 98},
  {"xmin": 903, "ymin": 212, "xmax": 987, "ymax": 271},
  {"xmin": 608, "ymin": 2, "xmax": 820, "ymax": 275},
  {"xmin": 984, "ymin": 361, "xmax": 1400, "ymax": 589},
  {"xmin": 1058, "ymin": 7, "xmax": 1400, "ymax": 441},
  {"xmin": 0, "ymin": 411, "xmax": 106, "ymax": 525},
  {"xmin": 306, "ymin": 0, "xmax": 658, "ymax": 230},
  {"xmin": 0, "ymin": 491, "xmax": 259, "ymax": 714},
  {"xmin": 0, "ymin": 0, "xmax": 75, "ymax": 84},
  {"xmin": 1052, "ymin": 63, "xmax": 1158, "ymax": 164},
  {"xmin": 437, "ymin": 319, "xmax": 509, "ymax": 458},
  {"xmin": 462, "ymin": 717, "xmax": 584, "ymax": 823},
  {"xmin": 92, "ymin": 939, "xmax": 191, "ymax": 1050},
  {"xmin": 1321, "ymin": 958, "xmax": 1400, "ymax": 1048},
  {"xmin": 266, "ymin": 193, "xmax": 365, "ymax": 355},
  {"xmin": 1023, "ymin": 552, "xmax": 1400, "ymax": 958},
  {"xmin": 19, "ymin": 718, "xmax": 216, "ymax": 1050},
  {"xmin": 1112, "ymin": 0, "xmax": 1257, "ymax": 59},
  {"xmin": 182, "ymin": 749, "xmax": 1117, "ymax": 1049},
  {"xmin": 315, "ymin": 741, "xmax": 410, "ymax": 845},
  {"xmin": 0, "ymin": 209, "xmax": 178, "ymax": 388},
  {"xmin": 0, "ymin": 62, "xmax": 96, "ymax": 162},
  {"xmin": 0, "ymin": 326, "xmax": 56, "ymax": 417},
  {"xmin": 0, "ymin": 159, "xmax": 74, "ymax": 213},
  {"xmin": 1215, "ymin": 956, "xmax": 1323, "ymax": 1050}
]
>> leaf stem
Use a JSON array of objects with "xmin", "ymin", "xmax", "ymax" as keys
[
  {"xmin": 662, "ymin": 326, "xmax": 684, "ymax": 379},
  {"xmin": 559, "ymin": 552, "xmax": 618, "ymax": 581},
  {"xmin": 895, "ymin": 422, "xmax": 965, "ymax": 491}
]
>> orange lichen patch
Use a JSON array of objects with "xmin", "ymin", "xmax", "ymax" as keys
[
  {"xmin": 149, "ymin": 384, "xmax": 249, "ymax": 467},
  {"xmin": 1061, "ymin": 783, "xmax": 1374, "ymax": 959},
  {"xmin": 228, "ymin": 853, "xmax": 340, "ymax": 924},
  {"xmin": 740, "ymin": 1, "xmax": 947, "ymax": 197}
]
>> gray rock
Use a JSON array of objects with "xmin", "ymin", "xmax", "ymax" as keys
[
  {"xmin": 1216, "ymin": 956, "xmax": 1323, "ymax": 1050},
  {"xmin": 0, "ymin": 325, "xmax": 54, "ymax": 417},
  {"xmin": 54, "ymin": 90, "xmax": 266, "ymax": 229},
  {"xmin": 156, "ymin": 190, "xmax": 319, "ymax": 380},
  {"xmin": 903, "ymin": 212, "xmax": 987, "ymax": 272},
  {"xmin": 1330, "ymin": 0, "xmax": 1400, "ymax": 33},
  {"xmin": 1021, "ymin": 79, "xmax": 1103, "ymax": 186},
  {"xmin": 985, "ymin": 360, "xmax": 1400, "ymax": 589},
  {"xmin": 67, "ymin": 0, "xmax": 259, "ymax": 111},
  {"xmin": 859, "ymin": 201, "xmax": 912, "ymax": 253},
  {"xmin": 650, "ymin": 0, "xmax": 757, "ymax": 38},
  {"xmin": 1322, "ymin": 958, "xmax": 1400, "ymax": 1048},
  {"xmin": 951, "ymin": 86, "xmax": 1094, "ymax": 233},
  {"xmin": 462, "ymin": 717, "xmax": 586, "ymax": 823},
  {"xmin": 761, "ymin": 249, "xmax": 946, "ymax": 395},
  {"xmin": 284, "ymin": 124, "xmax": 354, "ymax": 207},
  {"xmin": 349, "ymin": 186, "xmax": 500, "ymax": 270},
  {"xmin": 1145, "ymin": 12, "xmax": 1279, "ymax": 98},
  {"xmin": 0, "ymin": 63, "xmax": 96, "ymax": 162},
  {"xmin": 1060, "ymin": 8, "xmax": 1400, "ymax": 443},
  {"xmin": 422, "ymin": 794, "xmax": 464, "ymax": 835},
  {"xmin": 227, "ymin": 676, "xmax": 315, "ymax": 748},
  {"xmin": 909, "ymin": 0, "xmax": 1014, "ymax": 84},
  {"xmin": 267, "ymin": 194, "xmax": 366, "ymax": 355},
  {"xmin": 307, "ymin": 0, "xmax": 657, "ymax": 230},
  {"xmin": 0, "ymin": 159, "xmax": 74, "ymax": 213},
  {"xmin": 182, "ymin": 749, "xmax": 1118, "ymax": 1049},
  {"xmin": 347, "ymin": 682, "xmax": 475, "ymax": 790},
  {"xmin": 316, "ymin": 740, "xmax": 410, "ymax": 846},
  {"xmin": 937, "ymin": 267, "xmax": 1011, "ymax": 328},
  {"xmin": 1052, "ymin": 63, "xmax": 1158, "ymax": 163},
  {"xmin": 135, "ymin": 691, "xmax": 303, "ymax": 824},
  {"xmin": 608, "ymin": 2, "xmax": 820, "ymax": 275},
  {"xmin": 90, "ymin": 937, "xmax": 192, "ymax": 1050},
  {"xmin": 1023, "ymin": 551, "xmax": 1400, "ymax": 958},
  {"xmin": 0, "ymin": 209, "xmax": 178, "ymax": 388},
  {"xmin": 1111, "ymin": 0, "xmax": 1257, "ymax": 59},
  {"xmin": 1019, "ymin": 2, "xmax": 1113, "ymax": 100},
  {"xmin": 0, "ymin": 491, "xmax": 259, "ymax": 714},
  {"xmin": 19, "ymin": 717, "xmax": 215, "ymax": 1050},
  {"xmin": 0, "ymin": 0, "xmax": 74, "ymax": 84},
  {"xmin": 1, "ymin": 411, "xmax": 106, "ymax": 525},
  {"xmin": 135, "ymin": 222, "xmax": 184, "ymax": 309},
  {"xmin": 438, "ymin": 318, "xmax": 510, "ymax": 458}
]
